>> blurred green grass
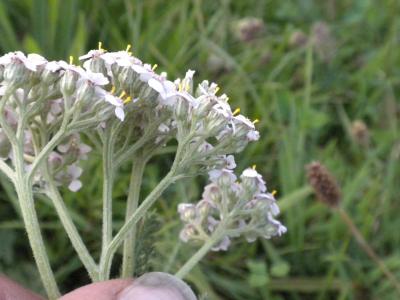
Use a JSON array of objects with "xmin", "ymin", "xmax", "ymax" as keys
[{"xmin": 0, "ymin": 0, "xmax": 399, "ymax": 299}]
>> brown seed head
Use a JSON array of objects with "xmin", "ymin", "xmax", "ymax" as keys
[
  {"xmin": 351, "ymin": 120, "xmax": 369, "ymax": 147},
  {"xmin": 289, "ymin": 30, "xmax": 308, "ymax": 48},
  {"xmin": 235, "ymin": 17, "xmax": 265, "ymax": 42},
  {"xmin": 306, "ymin": 161, "xmax": 341, "ymax": 207}
]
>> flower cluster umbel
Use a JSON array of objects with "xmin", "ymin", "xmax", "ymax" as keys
[{"xmin": 179, "ymin": 167, "xmax": 286, "ymax": 251}]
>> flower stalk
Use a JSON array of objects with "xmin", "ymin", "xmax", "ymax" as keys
[{"xmin": 121, "ymin": 154, "xmax": 147, "ymax": 278}]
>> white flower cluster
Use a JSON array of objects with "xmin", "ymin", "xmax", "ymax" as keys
[
  {"xmin": 178, "ymin": 167, "xmax": 286, "ymax": 251},
  {"xmin": 0, "ymin": 46, "xmax": 262, "ymax": 195}
]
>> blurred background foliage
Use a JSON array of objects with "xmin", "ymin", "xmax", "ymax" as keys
[{"xmin": 0, "ymin": 0, "xmax": 400, "ymax": 299}]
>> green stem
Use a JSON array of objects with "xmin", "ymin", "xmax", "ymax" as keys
[
  {"xmin": 27, "ymin": 112, "xmax": 71, "ymax": 182},
  {"xmin": 43, "ymin": 165, "xmax": 99, "ymax": 281},
  {"xmin": 121, "ymin": 155, "xmax": 147, "ymax": 278},
  {"xmin": 338, "ymin": 208, "xmax": 400, "ymax": 295},
  {"xmin": 0, "ymin": 160, "xmax": 15, "ymax": 181},
  {"xmin": 99, "ymin": 141, "xmax": 186, "ymax": 280},
  {"xmin": 99, "ymin": 127, "xmax": 115, "ymax": 277},
  {"xmin": 13, "ymin": 148, "xmax": 60, "ymax": 299},
  {"xmin": 175, "ymin": 227, "xmax": 224, "ymax": 279}
]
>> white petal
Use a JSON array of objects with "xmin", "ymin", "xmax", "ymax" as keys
[
  {"xmin": 68, "ymin": 180, "xmax": 82, "ymax": 192},
  {"xmin": 115, "ymin": 107, "xmax": 125, "ymax": 121}
]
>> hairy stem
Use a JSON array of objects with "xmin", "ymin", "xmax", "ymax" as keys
[
  {"xmin": 13, "ymin": 146, "xmax": 60, "ymax": 299},
  {"xmin": 99, "ymin": 127, "xmax": 115, "ymax": 276},
  {"xmin": 175, "ymin": 226, "xmax": 224, "ymax": 279},
  {"xmin": 0, "ymin": 160, "xmax": 15, "ymax": 181},
  {"xmin": 99, "ymin": 141, "xmax": 186, "ymax": 280},
  {"xmin": 121, "ymin": 155, "xmax": 147, "ymax": 278},
  {"xmin": 43, "ymin": 165, "xmax": 99, "ymax": 281}
]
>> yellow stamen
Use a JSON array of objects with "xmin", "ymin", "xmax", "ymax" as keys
[
  {"xmin": 126, "ymin": 44, "xmax": 132, "ymax": 52},
  {"xmin": 152, "ymin": 64, "xmax": 158, "ymax": 71},
  {"xmin": 178, "ymin": 82, "xmax": 183, "ymax": 92},
  {"xmin": 272, "ymin": 190, "xmax": 277, "ymax": 196},
  {"xmin": 233, "ymin": 108, "xmax": 241, "ymax": 116},
  {"xmin": 110, "ymin": 86, "xmax": 116, "ymax": 94},
  {"xmin": 123, "ymin": 96, "xmax": 132, "ymax": 104},
  {"xmin": 253, "ymin": 119, "xmax": 259, "ymax": 124},
  {"xmin": 185, "ymin": 83, "xmax": 190, "ymax": 91},
  {"xmin": 98, "ymin": 41, "xmax": 103, "ymax": 50},
  {"xmin": 252, "ymin": 164, "xmax": 257, "ymax": 170},
  {"xmin": 119, "ymin": 91, "xmax": 127, "ymax": 98},
  {"xmin": 215, "ymin": 86, "xmax": 220, "ymax": 93},
  {"xmin": 69, "ymin": 56, "xmax": 74, "ymax": 64}
]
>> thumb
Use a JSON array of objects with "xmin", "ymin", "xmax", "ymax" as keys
[{"xmin": 61, "ymin": 272, "xmax": 197, "ymax": 300}]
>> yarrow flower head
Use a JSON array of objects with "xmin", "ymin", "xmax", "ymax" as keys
[{"xmin": 178, "ymin": 167, "xmax": 286, "ymax": 251}]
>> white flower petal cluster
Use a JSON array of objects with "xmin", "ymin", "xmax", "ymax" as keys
[
  {"xmin": 0, "ymin": 47, "xmax": 262, "ymax": 193},
  {"xmin": 178, "ymin": 167, "xmax": 286, "ymax": 251}
]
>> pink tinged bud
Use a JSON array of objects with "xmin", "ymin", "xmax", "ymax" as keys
[
  {"xmin": 179, "ymin": 225, "xmax": 196, "ymax": 243},
  {"xmin": 202, "ymin": 183, "xmax": 221, "ymax": 203},
  {"xmin": 212, "ymin": 236, "xmax": 231, "ymax": 251},
  {"xmin": 196, "ymin": 200, "xmax": 213, "ymax": 218},
  {"xmin": 208, "ymin": 169, "xmax": 237, "ymax": 186},
  {"xmin": 224, "ymin": 155, "xmax": 236, "ymax": 169},
  {"xmin": 48, "ymin": 152, "xmax": 64, "ymax": 170},
  {"xmin": 178, "ymin": 203, "xmax": 196, "ymax": 222}
]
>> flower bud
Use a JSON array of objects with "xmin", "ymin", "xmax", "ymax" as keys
[
  {"xmin": 4, "ymin": 61, "xmax": 30, "ymax": 86},
  {"xmin": 179, "ymin": 225, "xmax": 197, "ymax": 242},
  {"xmin": 41, "ymin": 63, "xmax": 61, "ymax": 85},
  {"xmin": 197, "ymin": 200, "xmax": 212, "ymax": 218},
  {"xmin": 174, "ymin": 97, "xmax": 189, "ymax": 121},
  {"xmin": 235, "ymin": 17, "xmax": 265, "ymax": 43},
  {"xmin": 76, "ymin": 81, "xmax": 95, "ymax": 103},
  {"xmin": 48, "ymin": 152, "xmax": 64, "ymax": 171},
  {"xmin": 205, "ymin": 111, "xmax": 228, "ymax": 136},
  {"xmin": 86, "ymin": 57, "xmax": 107, "ymax": 74},
  {"xmin": 60, "ymin": 70, "xmax": 78, "ymax": 96},
  {"xmin": 178, "ymin": 204, "xmax": 196, "ymax": 222},
  {"xmin": 193, "ymin": 95, "xmax": 216, "ymax": 119},
  {"xmin": 118, "ymin": 67, "xmax": 136, "ymax": 90}
]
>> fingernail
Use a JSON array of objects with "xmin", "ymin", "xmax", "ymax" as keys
[{"xmin": 118, "ymin": 272, "xmax": 197, "ymax": 300}]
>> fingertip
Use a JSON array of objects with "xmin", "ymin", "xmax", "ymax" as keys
[
  {"xmin": 0, "ymin": 275, "xmax": 44, "ymax": 300},
  {"xmin": 60, "ymin": 279, "xmax": 133, "ymax": 300}
]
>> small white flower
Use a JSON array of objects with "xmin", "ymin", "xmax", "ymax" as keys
[
  {"xmin": 45, "ymin": 61, "xmax": 62, "ymax": 72},
  {"xmin": 104, "ymin": 94, "xmax": 125, "ymax": 121},
  {"xmin": 148, "ymin": 78, "xmax": 177, "ymax": 102},
  {"xmin": 66, "ymin": 165, "xmax": 83, "ymax": 192},
  {"xmin": 0, "ymin": 52, "xmax": 47, "ymax": 72},
  {"xmin": 208, "ymin": 168, "xmax": 237, "ymax": 185},
  {"xmin": 80, "ymin": 70, "xmax": 109, "ymax": 86},
  {"xmin": 79, "ymin": 49, "xmax": 105, "ymax": 61},
  {"xmin": 241, "ymin": 168, "xmax": 266, "ymax": 192}
]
